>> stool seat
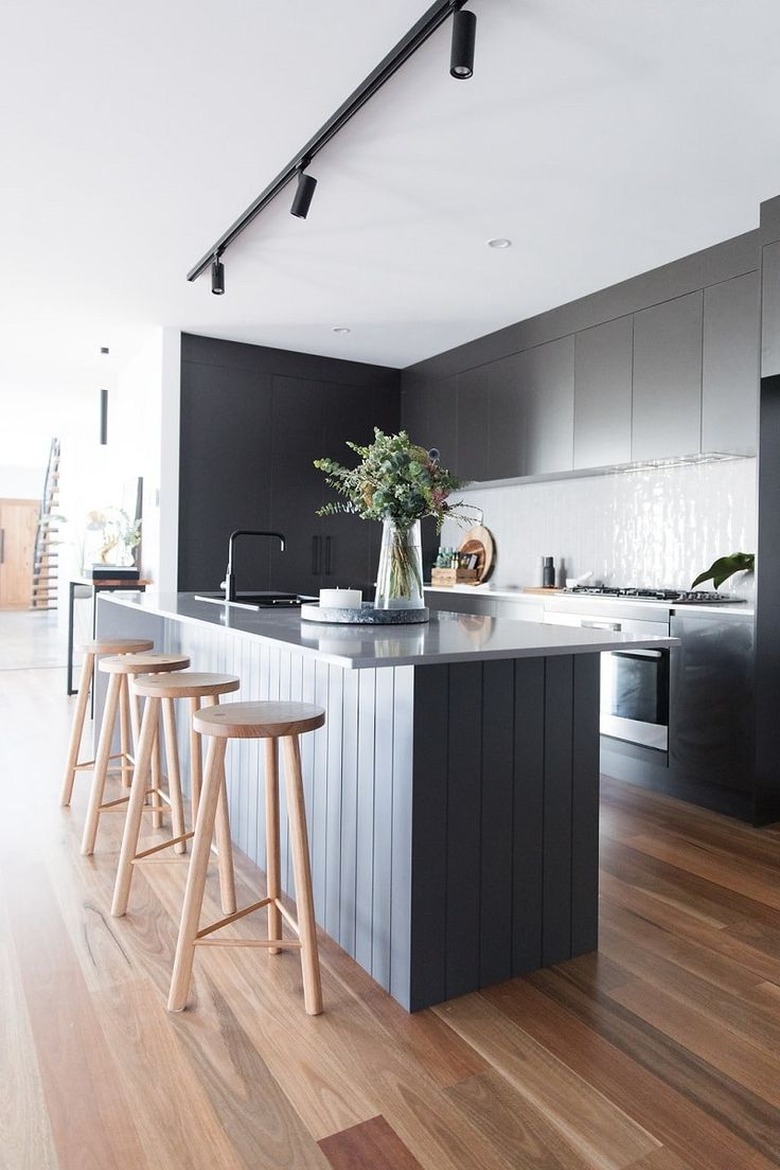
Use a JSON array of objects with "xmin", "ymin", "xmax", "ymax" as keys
[
  {"xmin": 132, "ymin": 672, "xmax": 242, "ymax": 700},
  {"xmin": 193, "ymin": 701, "xmax": 325, "ymax": 739},
  {"xmin": 169, "ymin": 699, "xmax": 326, "ymax": 1016},
  {"xmin": 81, "ymin": 652, "xmax": 191, "ymax": 855},
  {"xmin": 99, "ymin": 651, "xmax": 191, "ymax": 676},
  {"xmin": 111, "ymin": 671, "xmax": 241, "ymax": 920},
  {"xmin": 60, "ymin": 637, "xmax": 154, "ymax": 809}
]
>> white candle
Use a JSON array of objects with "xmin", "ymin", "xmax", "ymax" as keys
[{"xmin": 319, "ymin": 588, "xmax": 362, "ymax": 610}]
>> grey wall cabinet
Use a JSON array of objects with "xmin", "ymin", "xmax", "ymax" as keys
[
  {"xmin": 516, "ymin": 337, "xmax": 575, "ymax": 476},
  {"xmin": 487, "ymin": 353, "xmax": 524, "ymax": 478},
  {"xmin": 702, "ymin": 271, "xmax": 759, "ymax": 454},
  {"xmin": 573, "ymin": 316, "xmax": 633, "ymax": 469},
  {"xmin": 631, "ymin": 292, "xmax": 704, "ymax": 461},
  {"xmin": 456, "ymin": 366, "xmax": 490, "ymax": 482}
]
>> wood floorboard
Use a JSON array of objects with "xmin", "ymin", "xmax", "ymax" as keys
[{"xmin": 1, "ymin": 612, "xmax": 779, "ymax": 1169}]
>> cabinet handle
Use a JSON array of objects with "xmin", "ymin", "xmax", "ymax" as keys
[
  {"xmin": 311, "ymin": 535, "xmax": 320, "ymax": 575},
  {"xmin": 324, "ymin": 536, "xmax": 332, "ymax": 575}
]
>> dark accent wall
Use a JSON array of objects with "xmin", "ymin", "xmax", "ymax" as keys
[{"xmin": 178, "ymin": 333, "xmax": 401, "ymax": 593}]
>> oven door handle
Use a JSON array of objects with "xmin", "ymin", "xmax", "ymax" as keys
[
  {"xmin": 610, "ymin": 648, "xmax": 665, "ymax": 660},
  {"xmin": 582, "ymin": 619, "xmax": 621, "ymax": 631}
]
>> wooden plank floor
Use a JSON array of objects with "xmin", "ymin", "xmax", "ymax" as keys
[{"xmin": 2, "ymin": 610, "xmax": 780, "ymax": 1170}]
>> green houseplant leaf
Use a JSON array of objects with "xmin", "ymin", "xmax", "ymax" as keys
[{"xmin": 691, "ymin": 552, "xmax": 754, "ymax": 590}]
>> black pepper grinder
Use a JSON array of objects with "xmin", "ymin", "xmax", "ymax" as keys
[{"xmin": 542, "ymin": 556, "xmax": 555, "ymax": 588}]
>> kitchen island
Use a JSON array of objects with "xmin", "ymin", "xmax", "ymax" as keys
[{"xmin": 97, "ymin": 592, "xmax": 675, "ymax": 1010}]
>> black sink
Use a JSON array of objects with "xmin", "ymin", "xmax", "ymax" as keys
[{"xmin": 194, "ymin": 591, "xmax": 316, "ymax": 608}]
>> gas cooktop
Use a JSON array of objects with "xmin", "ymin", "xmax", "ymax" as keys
[{"xmin": 563, "ymin": 586, "xmax": 746, "ymax": 605}]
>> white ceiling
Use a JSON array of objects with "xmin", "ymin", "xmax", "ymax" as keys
[{"xmin": 3, "ymin": 0, "xmax": 780, "ymax": 397}]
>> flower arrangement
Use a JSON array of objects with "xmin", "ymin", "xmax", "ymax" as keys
[
  {"xmin": 86, "ymin": 507, "xmax": 141, "ymax": 565},
  {"xmin": 314, "ymin": 429, "xmax": 468, "ymax": 608},
  {"xmin": 313, "ymin": 428, "xmax": 465, "ymax": 531}
]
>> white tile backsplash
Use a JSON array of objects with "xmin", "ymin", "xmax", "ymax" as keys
[{"xmin": 440, "ymin": 457, "xmax": 756, "ymax": 598}]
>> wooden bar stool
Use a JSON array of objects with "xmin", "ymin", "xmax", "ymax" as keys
[
  {"xmin": 111, "ymin": 671, "xmax": 241, "ymax": 920},
  {"xmin": 167, "ymin": 700, "xmax": 326, "ymax": 1017},
  {"xmin": 60, "ymin": 637, "xmax": 154, "ymax": 808},
  {"xmin": 81, "ymin": 652, "xmax": 190, "ymax": 856}
]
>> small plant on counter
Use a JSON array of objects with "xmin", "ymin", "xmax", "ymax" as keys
[
  {"xmin": 691, "ymin": 551, "xmax": 754, "ymax": 590},
  {"xmin": 314, "ymin": 429, "xmax": 468, "ymax": 608}
]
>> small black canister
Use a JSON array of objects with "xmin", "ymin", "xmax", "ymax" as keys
[{"xmin": 542, "ymin": 556, "xmax": 555, "ymax": 588}]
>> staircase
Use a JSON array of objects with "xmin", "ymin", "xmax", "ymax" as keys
[{"xmin": 31, "ymin": 437, "xmax": 61, "ymax": 610}]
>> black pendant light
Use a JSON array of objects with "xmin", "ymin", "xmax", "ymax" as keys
[
  {"xmin": 291, "ymin": 171, "xmax": 317, "ymax": 219},
  {"xmin": 450, "ymin": 8, "xmax": 476, "ymax": 78},
  {"xmin": 211, "ymin": 254, "xmax": 225, "ymax": 295}
]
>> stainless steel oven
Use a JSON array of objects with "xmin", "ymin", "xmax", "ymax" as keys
[{"xmin": 543, "ymin": 608, "xmax": 671, "ymax": 752}]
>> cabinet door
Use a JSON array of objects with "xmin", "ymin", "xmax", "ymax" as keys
[
  {"xmin": 178, "ymin": 362, "xmax": 273, "ymax": 592},
  {"xmin": 269, "ymin": 376, "xmax": 325, "ymax": 595},
  {"xmin": 456, "ymin": 367, "xmax": 490, "ymax": 482},
  {"xmin": 516, "ymin": 336, "xmax": 575, "ymax": 476},
  {"xmin": 632, "ymin": 292, "xmax": 703, "ymax": 460},
  {"xmin": 574, "ymin": 317, "xmax": 632, "ymax": 469},
  {"xmin": 488, "ymin": 352, "xmax": 524, "ymax": 478},
  {"xmin": 702, "ymin": 271, "xmax": 759, "ymax": 454}
]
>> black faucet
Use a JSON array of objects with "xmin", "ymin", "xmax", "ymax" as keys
[{"xmin": 222, "ymin": 529, "xmax": 286, "ymax": 601}]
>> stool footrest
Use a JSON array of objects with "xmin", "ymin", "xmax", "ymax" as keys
[
  {"xmin": 195, "ymin": 894, "xmax": 302, "ymax": 944},
  {"xmin": 195, "ymin": 937, "xmax": 303, "ymax": 950},
  {"xmin": 132, "ymin": 831, "xmax": 194, "ymax": 860}
]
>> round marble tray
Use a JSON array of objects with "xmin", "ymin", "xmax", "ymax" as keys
[{"xmin": 300, "ymin": 603, "xmax": 430, "ymax": 625}]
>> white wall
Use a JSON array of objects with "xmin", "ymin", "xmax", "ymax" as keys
[{"xmin": 439, "ymin": 456, "xmax": 757, "ymax": 598}]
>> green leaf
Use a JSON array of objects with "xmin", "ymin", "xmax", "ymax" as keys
[{"xmin": 690, "ymin": 552, "xmax": 754, "ymax": 590}]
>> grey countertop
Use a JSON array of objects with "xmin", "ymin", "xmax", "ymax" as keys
[
  {"xmin": 101, "ymin": 590, "xmax": 678, "ymax": 669},
  {"xmin": 424, "ymin": 584, "xmax": 754, "ymax": 619}
]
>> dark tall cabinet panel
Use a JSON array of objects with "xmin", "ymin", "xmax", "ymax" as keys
[
  {"xmin": 517, "ymin": 337, "xmax": 575, "ymax": 476},
  {"xmin": 632, "ymin": 292, "xmax": 703, "ymax": 460},
  {"xmin": 178, "ymin": 360, "xmax": 274, "ymax": 593},
  {"xmin": 573, "ymin": 316, "xmax": 633, "ymax": 469},
  {"xmin": 179, "ymin": 334, "xmax": 400, "ymax": 594},
  {"xmin": 488, "ymin": 352, "xmax": 524, "ymax": 478},
  {"xmin": 702, "ymin": 271, "xmax": 759, "ymax": 454},
  {"xmin": 456, "ymin": 367, "xmax": 490, "ymax": 482}
]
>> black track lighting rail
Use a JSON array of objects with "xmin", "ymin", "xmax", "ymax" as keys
[{"xmin": 187, "ymin": 0, "xmax": 471, "ymax": 284}]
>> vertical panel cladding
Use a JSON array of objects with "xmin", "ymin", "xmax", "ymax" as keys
[
  {"xmin": 479, "ymin": 659, "xmax": 516, "ymax": 987},
  {"xmin": 324, "ymin": 663, "xmax": 344, "ymax": 940},
  {"xmin": 355, "ymin": 669, "xmax": 377, "ymax": 973},
  {"xmin": 409, "ymin": 664, "xmax": 450, "ymax": 1011},
  {"xmin": 571, "ymin": 653, "xmax": 601, "ymax": 954},
  {"xmin": 371, "ymin": 668, "xmax": 395, "ymax": 989},
  {"xmin": 541, "ymin": 655, "xmax": 575, "ymax": 965},
  {"xmin": 390, "ymin": 665, "xmax": 415, "ymax": 1008},
  {"xmin": 511, "ymin": 657, "xmax": 545, "ymax": 973},
  {"xmin": 445, "ymin": 662, "xmax": 484, "ymax": 1001},
  {"xmin": 339, "ymin": 668, "xmax": 360, "ymax": 957}
]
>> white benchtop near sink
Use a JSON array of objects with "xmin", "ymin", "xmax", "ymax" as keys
[{"xmin": 100, "ymin": 590, "xmax": 677, "ymax": 669}]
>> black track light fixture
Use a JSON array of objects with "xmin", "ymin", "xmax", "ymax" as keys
[
  {"xmin": 291, "ymin": 169, "xmax": 317, "ymax": 219},
  {"xmin": 188, "ymin": 1, "xmax": 482, "ymax": 286},
  {"xmin": 450, "ymin": 7, "xmax": 476, "ymax": 78},
  {"xmin": 211, "ymin": 254, "xmax": 225, "ymax": 295}
]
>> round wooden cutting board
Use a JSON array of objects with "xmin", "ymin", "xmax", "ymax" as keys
[{"xmin": 458, "ymin": 524, "xmax": 496, "ymax": 582}]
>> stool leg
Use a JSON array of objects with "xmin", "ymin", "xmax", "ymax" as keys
[
  {"xmin": 111, "ymin": 697, "xmax": 160, "ymax": 916},
  {"xmin": 189, "ymin": 697, "xmax": 202, "ymax": 823},
  {"xmin": 150, "ymin": 722, "xmax": 165, "ymax": 829},
  {"xmin": 281, "ymin": 734, "xmax": 322, "ymax": 1016},
  {"xmin": 81, "ymin": 671, "xmax": 122, "ymax": 855},
  {"xmin": 60, "ymin": 651, "xmax": 95, "ymax": 806},
  {"xmin": 119, "ymin": 675, "xmax": 132, "ymax": 788},
  {"xmin": 167, "ymin": 736, "xmax": 227, "ymax": 1012},
  {"xmin": 201, "ymin": 695, "xmax": 236, "ymax": 916},
  {"xmin": 162, "ymin": 697, "xmax": 187, "ymax": 854},
  {"xmin": 264, "ymin": 738, "xmax": 282, "ymax": 954}
]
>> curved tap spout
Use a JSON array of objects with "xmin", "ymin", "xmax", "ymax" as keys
[{"xmin": 223, "ymin": 530, "xmax": 286, "ymax": 601}]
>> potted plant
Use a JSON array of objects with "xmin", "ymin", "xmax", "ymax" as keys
[{"xmin": 314, "ymin": 429, "xmax": 467, "ymax": 610}]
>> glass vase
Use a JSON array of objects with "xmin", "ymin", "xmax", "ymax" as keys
[{"xmin": 374, "ymin": 518, "xmax": 425, "ymax": 610}]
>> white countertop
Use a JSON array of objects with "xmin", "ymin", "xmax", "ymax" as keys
[
  {"xmin": 101, "ymin": 590, "xmax": 678, "ymax": 669},
  {"xmin": 424, "ymin": 584, "xmax": 754, "ymax": 619}
]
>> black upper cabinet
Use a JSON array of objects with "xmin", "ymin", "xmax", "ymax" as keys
[
  {"xmin": 702, "ymin": 271, "xmax": 759, "ymax": 454},
  {"xmin": 456, "ymin": 367, "xmax": 490, "ymax": 482},
  {"xmin": 573, "ymin": 317, "xmax": 633, "ymax": 469},
  {"xmin": 632, "ymin": 292, "xmax": 703, "ymax": 461}
]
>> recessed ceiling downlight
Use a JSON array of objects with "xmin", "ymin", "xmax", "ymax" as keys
[
  {"xmin": 487, "ymin": 238, "xmax": 512, "ymax": 249},
  {"xmin": 333, "ymin": 326, "xmax": 351, "ymax": 335}
]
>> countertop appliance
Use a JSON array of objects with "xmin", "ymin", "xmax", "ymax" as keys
[{"xmin": 563, "ymin": 585, "xmax": 747, "ymax": 605}]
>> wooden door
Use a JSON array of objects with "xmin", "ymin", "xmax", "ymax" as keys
[{"xmin": 0, "ymin": 499, "xmax": 40, "ymax": 609}]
